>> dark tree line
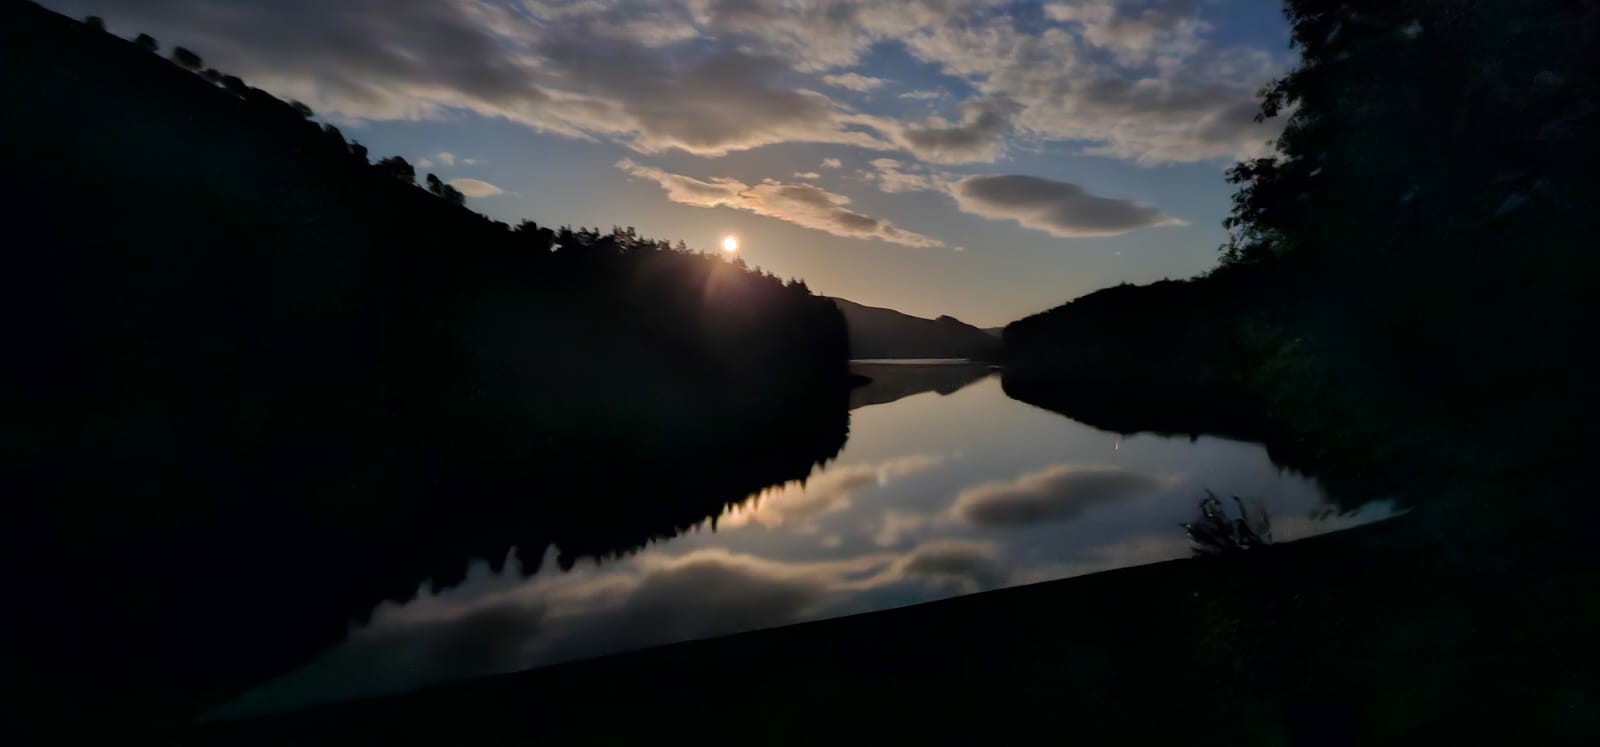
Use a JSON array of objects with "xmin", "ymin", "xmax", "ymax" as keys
[
  {"xmin": 1, "ymin": 3, "xmax": 851, "ymax": 734},
  {"xmin": 1006, "ymin": 0, "xmax": 1600, "ymax": 506}
]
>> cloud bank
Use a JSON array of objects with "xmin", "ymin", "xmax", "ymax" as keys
[{"xmin": 56, "ymin": 0, "xmax": 1285, "ymax": 165}]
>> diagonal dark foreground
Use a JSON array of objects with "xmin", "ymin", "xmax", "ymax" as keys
[{"xmin": 197, "ymin": 497, "xmax": 1600, "ymax": 745}]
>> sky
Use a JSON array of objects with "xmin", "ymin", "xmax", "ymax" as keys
[{"xmin": 50, "ymin": 0, "xmax": 1294, "ymax": 327}]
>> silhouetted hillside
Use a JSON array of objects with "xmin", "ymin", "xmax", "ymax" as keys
[
  {"xmin": 0, "ymin": 1, "xmax": 851, "ymax": 732},
  {"xmin": 832, "ymin": 297, "xmax": 1001, "ymax": 360},
  {"xmin": 1003, "ymin": 273, "xmax": 1261, "ymax": 390},
  {"xmin": 849, "ymin": 362, "xmax": 994, "ymax": 409}
]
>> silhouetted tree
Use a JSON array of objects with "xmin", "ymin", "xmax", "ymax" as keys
[
  {"xmin": 513, "ymin": 220, "xmax": 556, "ymax": 252},
  {"xmin": 349, "ymin": 142, "xmax": 368, "ymax": 163},
  {"xmin": 83, "ymin": 15, "xmax": 104, "ymax": 32},
  {"xmin": 288, "ymin": 100, "xmax": 313, "ymax": 119},
  {"xmin": 441, "ymin": 184, "xmax": 465, "ymax": 207},
  {"xmin": 134, "ymin": 33, "xmax": 157, "ymax": 53},
  {"xmin": 171, "ymin": 46, "xmax": 202, "ymax": 70},
  {"xmin": 199, "ymin": 68, "xmax": 223, "ymax": 84},
  {"xmin": 376, "ymin": 156, "xmax": 415, "ymax": 184},
  {"xmin": 220, "ymin": 74, "xmax": 249, "ymax": 98},
  {"xmin": 321, "ymin": 123, "xmax": 345, "ymax": 148}
]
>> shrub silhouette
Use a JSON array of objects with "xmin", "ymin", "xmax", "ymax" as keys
[
  {"xmin": 1184, "ymin": 491, "xmax": 1272, "ymax": 556},
  {"xmin": 171, "ymin": 46, "xmax": 201, "ymax": 70},
  {"xmin": 376, "ymin": 155, "xmax": 416, "ymax": 184}
]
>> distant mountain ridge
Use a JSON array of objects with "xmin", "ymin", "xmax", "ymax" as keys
[{"xmin": 831, "ymin": 298, "xmax": 1001, "ymax": 361}]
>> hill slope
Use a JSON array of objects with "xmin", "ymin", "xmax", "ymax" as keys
[
  {"xmin": 0, "ymin": 1, "xmax": 851, "ymax": 730},
  {"xmin": 832, "ymin": 298, "xmax": 1001, "ymax": 360}
]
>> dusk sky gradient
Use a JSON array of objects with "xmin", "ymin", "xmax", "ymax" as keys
[{"xmin": 50, "ymin": 0, "xmax": 1292, "ymax": 326}]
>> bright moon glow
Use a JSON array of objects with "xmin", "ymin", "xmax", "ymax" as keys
[{"xmin": 722, "ymin": 236, "xmax": 739, "ymax": 253}]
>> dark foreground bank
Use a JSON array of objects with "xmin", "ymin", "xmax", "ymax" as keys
[{"xmin": 194, "ymin": 481, "xmax": 1599, "ymax": 746}]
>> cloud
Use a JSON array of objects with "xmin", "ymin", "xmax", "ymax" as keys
[
  {"xmin": 899, "ymin": 89, "xmax": 943, "ymax": 100},
  {"xmin": 1045, "ymin": 0, "xmax": 1206, "ymax": 64},
  {"xmin": 217, "ymin": 537, "xmax": 1004, "ymax": 717},
  {"xmin": 861, "ymin": 158, "xmax": 948, "ymax": 194},
  {"xmin": 596, "ymin": 550, "xmax": 838, "ymax": 643},
  {"xmin": 683, "ymin": 0, "xmax": 1283, "ymax": 162},
  {"xmin": 214, "ymin": 546, "xmax": 880, "ymax": 718},
  {"xmin": 894, "ymin": 539, "xmax": 1006, "ymax": 592},
  {"xmin": 949, "ymin": 174, "xmax": 1186, "ymax": 238},
  {"xmin": 58, "ymin": 0, "xmax": 1286, "ymax": 166},
  {"xmin": 448, "ymin": 177, "xmax": 506, "ymax": 197},
  {"xmin": 617, "ymin": 159, "xmax": 948, "ymax": 248},
  {"xmin": 719, "ymin": 454, "xmax": 945, "ymax": 530},
  {"xmin": 873, "ymin": 509, "xmax": 931, "ymax": 547},
  {"xmin": 435, "ymin": 151, "xmax": 457, "ymax": 166},
  {"xmin": 416, "ymin": 158, "xmax": 435, "ymax": 169},
  {"xmin": 793, "ymin": 171, "xmax": 822, "ymax": 180},
  {"xmin": 952, "ymin": 464, "xmax": 1169, "ymax": 528},
  {"xmin": 820, "ymin": 72, "xmax": 887, "ymax": 92},
  {"xmin": 462, "ymin": 157, "xmax": 480, "ymax": 165},
  {"xmin": 888, "ymin": 96, "xmax": 1020, "ymax": 164},
  {"xmin": 820, "ymin": 158, "xmax": 843, "ymax": 169},
  {"xmin": 59, "ymin": 0, "xmax": 898, "ymax": 159}
]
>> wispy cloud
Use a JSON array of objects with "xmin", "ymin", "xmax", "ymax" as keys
[
  {"xmin": 861, "ymin": 158, "xmax": 948, "ymax": 194},
  {"xmin": 63, "ymin": 0, "xmax": 1284, "ymax": 165},
  {"xmin": 617, "ymin": 159, "xmax": 948, "ymax": 249},
  {"xmin": 820, "ymin": 72, "xmax": 887, "ymax": 91},
  {"xmin": 718, "ymin": 454, "xmax": 946, "ymax": 530}
]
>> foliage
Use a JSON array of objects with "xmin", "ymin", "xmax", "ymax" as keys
[
  {"xmin": 1007, "ymin": 0, "xmax": 1600, "ymax": 504},
  {"xmin": 170, "ymin": 45, "xmax": 201, "ymax": 69},
  {"xmin": 376, "ymin": 155, "xmax": 416, "ymax": 183},
  {"xmin": 1184, "ymin": 491, "xmax": 1273, "ymax": 556}
]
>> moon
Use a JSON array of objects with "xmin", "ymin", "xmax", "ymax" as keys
[{"xmin": 722, "ymin": 235, "xmax": 739, "ymax": 253}]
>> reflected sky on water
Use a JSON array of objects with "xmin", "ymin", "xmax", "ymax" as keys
[{"xmin": 216, "ymin": 369, "xmax": 1396, "ymax": 719}]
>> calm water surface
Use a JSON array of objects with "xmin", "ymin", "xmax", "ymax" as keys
[{"xmin": 217, "ymin": 365, "xmax": 1397, "ymax": 718}]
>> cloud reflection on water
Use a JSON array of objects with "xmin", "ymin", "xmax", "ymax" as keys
[{"xmin": 215, "ymin": 376, "xmax": 1400, "ymax": 720}]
